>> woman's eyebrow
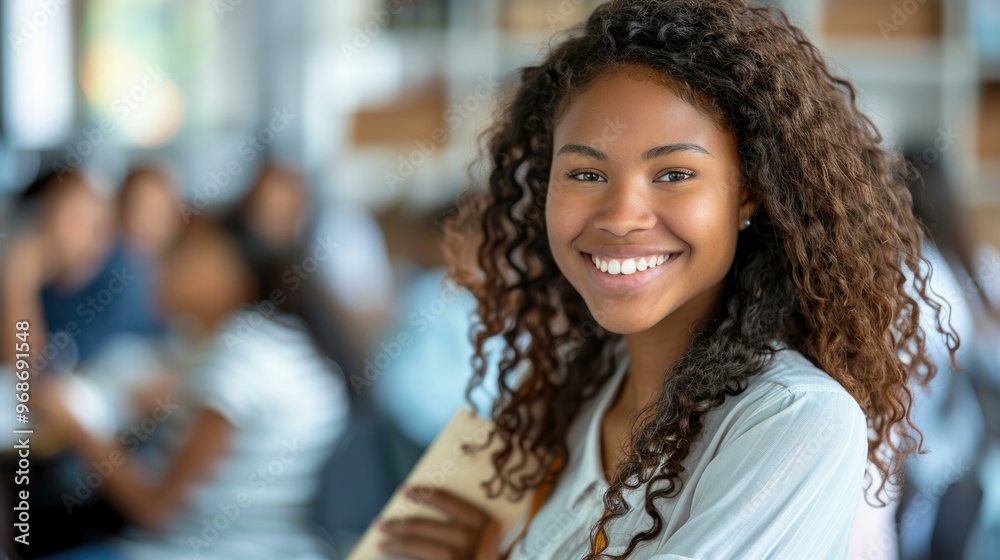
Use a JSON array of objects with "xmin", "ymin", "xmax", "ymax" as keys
[
  {"xmin": 555, "ymin": 143, "xmax": 608, "ymax": 160},
  {"xmin": 554, "ymin": 142, "xmax": 714, "ymax": 160},
  {"xmin": 643, "ymin": 143, "xmax": 714, "ymax": 159}
]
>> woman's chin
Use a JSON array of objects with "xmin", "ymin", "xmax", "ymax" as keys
[{"xmin": 587, "ymin": 311, "xmax": 665, "ymax": 337}]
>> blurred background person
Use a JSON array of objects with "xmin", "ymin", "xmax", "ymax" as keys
[
  {"xmin": 1, "ymin": 170, "xmax": 114, "ymax": 370},
  {"xmin": 237, "ymin": 162, "xmax": 308, "ymax": 249},
  {"xmin": 0, "ymin": 165, "xmax": 184, "ymax": 558},
  {"xmin": 0, "ymin": 170, "xmax": 128, "ymax": 556},
  {"xmin": 896, "ymin": 148, "xmax": 1000, "ymax": 560},
  {"xmin": 34, "ymin": 209, "xmax": 351, "ymax": 560},
  {"xmin": 237, "ymin": 161, "xmax": 393, "ymax": 355},
  {"xmin": 118, "ymin": 164, "xmax": 182, "ymax": 259},
  {"xmin": 96, "ymin": 163, "xmax": 185, "ymax": 427},
  {"xmin": 369, "ymin": 202, "xmax": 502, "ymax": 448}
]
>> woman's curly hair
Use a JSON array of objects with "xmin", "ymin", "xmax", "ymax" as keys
[{"xmin": 443, "ymin": 0, "xmax": 960, "ymax": 556}]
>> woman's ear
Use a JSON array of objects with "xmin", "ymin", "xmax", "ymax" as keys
[{"xmin": 739, "ymin": 182, "xmax": 762, "ymax": 220}]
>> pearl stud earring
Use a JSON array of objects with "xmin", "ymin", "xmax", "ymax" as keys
[{"xmin": 742, "ymin": 217, "xmax": 752, "ymax": 227}]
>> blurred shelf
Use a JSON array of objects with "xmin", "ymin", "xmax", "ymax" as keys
[
  {"xmin": 974, "ymin": 160, "xmax": 1000, "ymax": 205},
  {"xmin": 821, "ymin": 0, "xmax": 944, "ymax": 40},
  {"xmin": 305, "ymin": 0, "xmax": 1000, "ymax": 209},
  {"xmin": 980, "ymin": 61, "xmax": 1000, "ymax": 82},
  {"xmin": 822, "ymin": 37, "xmax": 951, "ymax": 85},
  {"xmin": 979, "ymin": 82, "xmax": 1000, "ymax": 159}
]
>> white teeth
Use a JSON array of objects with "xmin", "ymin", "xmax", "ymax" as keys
[{"xmin": 591, "ymin": 253, "xmax": 673, "ymax": 276}]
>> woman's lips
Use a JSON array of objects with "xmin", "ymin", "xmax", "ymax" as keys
[{"xmin": 579, "ymin": 251, "xmax": 680, "ymax": 291}]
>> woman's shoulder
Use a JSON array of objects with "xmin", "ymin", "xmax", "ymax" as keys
[
  {"xmin": 714, "ymin": 346, "xmax": 869, "ymax": 446},
  {"xmin": 212, "ymin": 308, "xmax": 312, "ymax": 356},
  {"xmin": 196, "ymin": 309, "xmax": 331, "ymax": 387},
  {"xmin": 756, "ymin": 346, "xmax": 859, "ymax": 398}
]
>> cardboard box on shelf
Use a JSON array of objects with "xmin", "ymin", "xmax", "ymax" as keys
[
  {"xmin": 822, "ymin": 0, "xmax": 943, "ymax": 39},
  {"xmin": 979, "ymin": 82, "xmax": 1000, "ymax": 160},
  {"xmin": 968, "ymin": 205, "xmax": 1000, "ymax": 254},
  {"xmin": 500, "ymin": 0, "xmax": 592, "ymax": 35},
  {"xmin": 350, "ymin": 82, "xmax": 447, "ymax": 147}
]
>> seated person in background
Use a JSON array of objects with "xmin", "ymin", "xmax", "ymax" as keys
[
  {"xmin": 237, "ymin": 162, "xmax": 308, "ymax": 249},
  {"xmin": 45, "ymin": 163, "xmax": 184, "ymax": 361},
  {"xmin": 36, "ymin": 210, "xmax": 351, "ymax": 560},
  {"xmin": 238, "ymin": 161, "xmax": 394, "ymax": 354},
  {"xmin": 0, "ymin": 169, "xmax": 128, "ymax": 556},
  {"xmin": 117, "ymin": 164, "xmax": 183, "ymax": 259},
  {"xmin": 371, "ymin": 204, "xmax": 503, "ymax": 447},
  {"xmin": 1, "ymin": 170, "xmax": 114, "ymax": 370}
]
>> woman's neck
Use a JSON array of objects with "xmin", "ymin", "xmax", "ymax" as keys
[
  {"xmin": 192, "ymin": 304, "xmax": 244, "ymax": 339},
  {"xmin": 616, "ymin": 282, "xmax": 725, "ymax": 414}
]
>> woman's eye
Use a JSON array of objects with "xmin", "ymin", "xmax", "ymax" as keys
[
  {"xmin": 567, "ymin": 171, "xmax": 606, "ymax": 182},
  {"xmin": 656, "ymin": 170, "xmax": 694, "ymax": 182}
]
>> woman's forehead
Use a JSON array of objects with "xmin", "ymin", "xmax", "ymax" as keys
[{"xmin": 552, "ymin": 72, "xmax": 737, "ymax": 163}]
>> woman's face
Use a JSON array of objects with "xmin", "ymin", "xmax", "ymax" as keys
[
  {"xmin": 546, "ymin": 67, "xmax": 756, "ymax": 335},
  {"xmin": 159, "ymin": 223, "xmax": 252, "ymax": 324},
  {"xmin": 45, "ymin": 179, "xmax": 113, "ymax": 275},
  {"xmin": 123, "ymin": 174, "xmax": 181, "ymax": 255},
  {"xmin": 243, "ymin": 169, "xmax": 304, "ymax": 247}
]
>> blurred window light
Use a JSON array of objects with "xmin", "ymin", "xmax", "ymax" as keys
[
  {"xmin": 2, "ymin": 0, "xmax": 75, "ymax": 147},
  {"xmin": 77, "ymin": 0, "xmax": 222, "ymax": 147},
  {"xmin": 973, "ymin": 0, "xmax": 1000, "ymax": 59}
]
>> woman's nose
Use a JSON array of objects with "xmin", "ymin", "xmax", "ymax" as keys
[{"xmin": 591, "ymin": 178, "xmax": 657, "ymax": 237}]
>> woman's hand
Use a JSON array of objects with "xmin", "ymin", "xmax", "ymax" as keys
[
  {"xmin": 377, "ymin": 486, "xmax": 501, "ymax": 560},
  {"xmin": 3, "ymin": 233, "xmax": 48, "ymax": 286},
  {"xmin": 32, "ymin": 378, "xmax": 84, "ymax": 454}
]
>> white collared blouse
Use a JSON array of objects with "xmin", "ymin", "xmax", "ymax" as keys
[{"xmin": 505, "ymin": 340, "xmax": 870, "ymax": 560}]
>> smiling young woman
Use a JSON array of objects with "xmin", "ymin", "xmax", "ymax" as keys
[{"xmin": 375, "ymin": 0, "xmax": 960, "ymax": 558}]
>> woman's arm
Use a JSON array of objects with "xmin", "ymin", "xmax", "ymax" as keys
[
  {"xmin": 1, "ymin": 235, "xmax": 49, "ymax": 365},
  {"xmin": 40, "ymin": 386, "xmax": 233, "ymax": 530}
]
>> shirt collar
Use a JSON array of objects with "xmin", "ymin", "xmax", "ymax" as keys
[
  {"xmin": 565, "ymin": 337, "xmax": 631, "ymax": 506},
  {"xmin": 561, "ymin": 337, "xmax": 790, "ymax": 509}
]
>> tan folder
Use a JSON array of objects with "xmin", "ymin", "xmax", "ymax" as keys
[{"xmin": 347, "ymin": 408, "xmax": 534, "ymax": 559}]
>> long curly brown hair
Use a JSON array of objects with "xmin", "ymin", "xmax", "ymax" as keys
[{"xmin": 443, "ymin": 0, "xmax": 960, "ymax": 556}]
